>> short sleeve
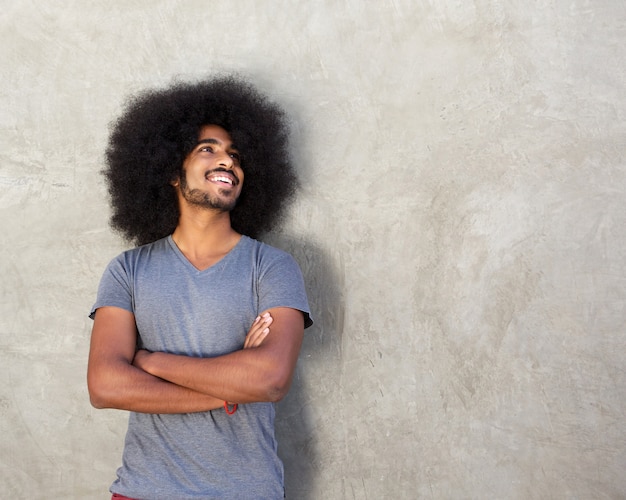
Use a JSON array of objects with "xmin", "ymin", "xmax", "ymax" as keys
[
  {"xmin": 257, "ymin": 251, "xmax": 313, "ymax": 329},
  {"xmin": 89, "ymin": 254, "xmax": 134, "ymax": 319}
]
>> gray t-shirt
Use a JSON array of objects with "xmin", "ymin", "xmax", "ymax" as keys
[{"xmin": 90, "ymin": 235, "xmax": 312, "ymax": 499}]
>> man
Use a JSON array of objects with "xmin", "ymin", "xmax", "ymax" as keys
[{"xmin": 88, "ymin": 76, "xmax": 312, "ymax": 499}]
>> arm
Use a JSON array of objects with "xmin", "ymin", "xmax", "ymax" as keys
[
  {"xmin": 87, "ymin": 306, "xmax": 268, "ymax": 413},
  {"xmin": 134, "ymin": 307, "xmax": 305, "ymax": 404}
]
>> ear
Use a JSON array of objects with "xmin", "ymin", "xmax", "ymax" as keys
[{"xmin": 170, "ymin": 177, "xmax": 180, "ymax": 187}]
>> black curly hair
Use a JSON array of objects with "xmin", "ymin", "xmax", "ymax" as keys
[{"xmin": 103, "ymin": 75, "xmax": 298, "ymax": 246}]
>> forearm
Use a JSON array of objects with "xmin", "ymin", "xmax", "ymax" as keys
[
  {"xmin": 88, "ymin": 306, "xmax": 225, "ymax": 413},
  {"xmin": 133, "ymin": 307, "xmax": 304, "ymax": 405},
  {"xmin": 88, "ymin": 359, "xmax": 224, "ymax": 414},
  {"xmin": 139, "ymin": 348, "xmax": 286, "ymax": 404}
]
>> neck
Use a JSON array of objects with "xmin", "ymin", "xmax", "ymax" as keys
[{"xmin": 171, "ymin": 207, "xmax": 241, "ymax": 270}]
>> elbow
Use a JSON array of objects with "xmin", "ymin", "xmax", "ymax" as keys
[
  {"xmin": 87, "ymin": 372, "xmax": 118, "ymax": 409},
  {"xmin": 87, "ymin": 357, "xmax": 135, "ymax": 410},
  {"xmin": 266, "ymin": 387, "xmax": 288, "ymax": 403},
  {"xmin": 89, "ymin": 393, "xmax": 106, "ymax": 410},
  {"xmin": 263, "ymin": 371, "xmax": 293, "ymax": 403},
  {"xmin": 87, "ymin": 380, "xmax": 109, "ymax": 409},
  {"xmin": 88, "ymin": 386, "xmax": 106, "ymax": 409}
]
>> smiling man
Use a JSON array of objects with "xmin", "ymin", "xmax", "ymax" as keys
[
  {"xmin": 87, "ymin": 76, "xmax": 312, "ymax": 499},
  {"xmin": 178, "ymin": 125, "xmax": 243, "ymax": 212}
]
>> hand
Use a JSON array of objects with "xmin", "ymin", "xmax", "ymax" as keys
[{"xmin": 243, "ymin": 312, "xmax": 273, "ymax": 349}]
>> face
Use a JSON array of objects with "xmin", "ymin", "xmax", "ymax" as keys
[{"xmin": 176, "ymin": 125, "xmax": 244, "ymax": 212}]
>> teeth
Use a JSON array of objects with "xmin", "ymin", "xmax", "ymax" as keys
[{"xmin": 209, "ymin": 175, "xmax": 233, "ymax": 185}]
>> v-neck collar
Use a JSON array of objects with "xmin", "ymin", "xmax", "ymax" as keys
[{"xmin": 166, "ymin": 234, "xmax": 246, "ymax": 273}]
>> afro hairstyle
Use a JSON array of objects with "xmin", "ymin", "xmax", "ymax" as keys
[{"xmin": 103, "ymin": 75, "xmax": 298, "ymax": 246}]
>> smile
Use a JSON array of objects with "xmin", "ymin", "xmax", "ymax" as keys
[{"xmin": 206, "ymin": 171, "xmax": 238, "ymax": 186}]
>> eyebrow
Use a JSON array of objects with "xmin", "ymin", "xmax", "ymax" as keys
[{"xmin": 195, "ymin": 138, "xmax": 239, "ymax": 150}]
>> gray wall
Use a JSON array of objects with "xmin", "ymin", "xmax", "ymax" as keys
[{"xmin": 2, "ymin": 1, "xmax": 625, "ymax": 498}]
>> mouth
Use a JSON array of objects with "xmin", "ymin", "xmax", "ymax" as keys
[{"xmin": 205, "ymin": 170, "xmax": 238, "ymax": 186}]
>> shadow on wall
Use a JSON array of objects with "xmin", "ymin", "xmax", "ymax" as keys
[{"xmin": 266, "ymin": 233, "xmax": 345, "ymax": 500}]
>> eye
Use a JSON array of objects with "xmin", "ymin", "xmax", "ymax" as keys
[
  {"xmin": 199, "ymin": 145, "xmax": 214, "ymax": 153},
  {"xmin": 229, "ymin": 152, "xmax": 241, "ymax": 162}
]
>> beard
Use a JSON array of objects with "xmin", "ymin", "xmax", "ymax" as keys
[{"xmin": 179, "ymin": 173, "xmax": 238, "ymax": 212}]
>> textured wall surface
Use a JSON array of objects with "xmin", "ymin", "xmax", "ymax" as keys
[{"xmin": 1, "ymin": 1, "xmax": 625, "ymax": 498}]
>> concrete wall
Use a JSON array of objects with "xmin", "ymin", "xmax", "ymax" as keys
[{"xmin": 1, "ymin": 1, "xmax": 625, "ymax": 498}]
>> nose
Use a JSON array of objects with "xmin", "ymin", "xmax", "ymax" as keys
[{"xmin": 217, "ymin": 152, "xmax": 234, "ymax": 169}]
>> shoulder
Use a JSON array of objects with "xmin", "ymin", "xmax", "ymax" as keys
[
  {"xmin": 240, "ymin": 237, "xmax": 313, "ymax": 328},
  {"xmin": 105, "ymin": 237, "xmax": 172, "ymax": 272},
  {"xmin": 239, "ymin": 237, "xmax": 306, "ymax": 287},
  {"xmin": 240, "ymin": 236, "xmax": 298, "ymax": 267},
  {"xmin": 240, "ymin": 235, "xmax": 295, "ymax": 258}
]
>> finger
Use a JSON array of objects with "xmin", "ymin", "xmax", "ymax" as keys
[
  {"xmin": 247, "ymin": 327, "xmax": 270, "ymax": 348},
  {"xmin": 244, "ymin": 315, "xmax": 273, "ymax": 348},
  {"xmin": 244, "ymin": 326, "xmax": 268, "ymax": 348},
  {"xmin": 251, "ymin": 314, "xmax": 272, "ymax": 335},
  {"xmin": 244, "ymin": 315, "xmax": 272, "ymax": 347},
  {"xmin": 243, "ymin": 316, "xmax": 261, "ymax": 348}
]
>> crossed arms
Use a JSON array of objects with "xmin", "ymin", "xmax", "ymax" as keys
[{"xmin": 87, "ymin": 306, "xmax": 304, "ymax": 414}]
